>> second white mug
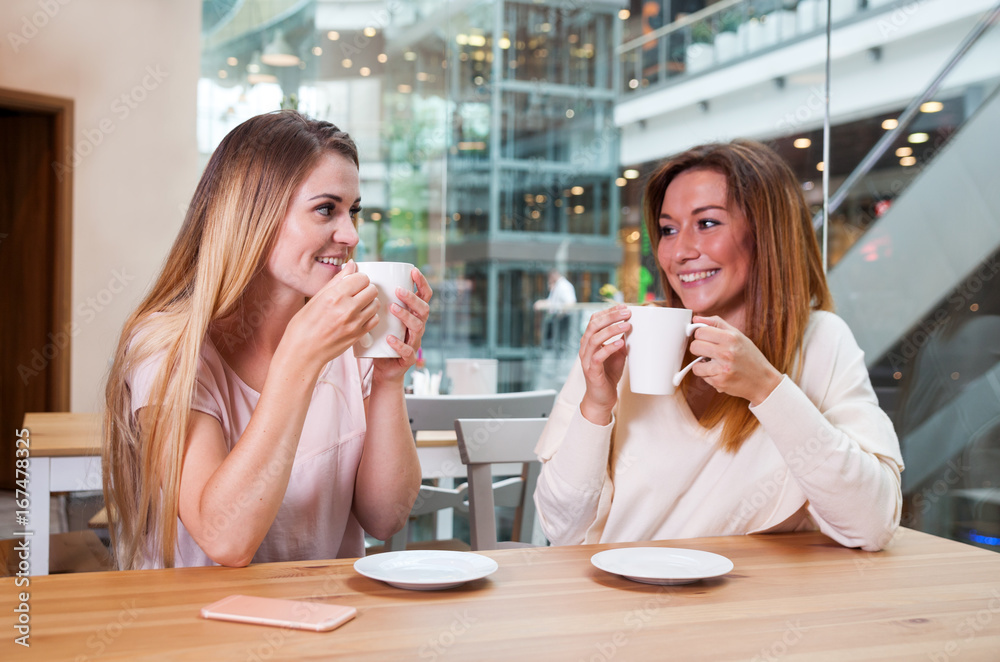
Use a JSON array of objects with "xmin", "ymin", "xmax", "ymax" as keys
[{"xmin": 625, "ymin": 306, "xmax": 707, "ymax": 395}]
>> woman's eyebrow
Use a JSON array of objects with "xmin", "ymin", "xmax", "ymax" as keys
[
  {"xmin": 307, "ymin": 193, "xmax": 362, "ymax": 204},
  {"xmin": 660, "ymin": 204, "xmax": 727, "ymax": 219}
]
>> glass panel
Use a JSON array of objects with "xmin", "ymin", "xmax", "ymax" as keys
[
  {"xmin": 198, "ymin": 0, "xmax": 1000, "ymax": 549},
  {"xmin": 494, "ymin": 169, "xmax": 613, "ymax": 236}
]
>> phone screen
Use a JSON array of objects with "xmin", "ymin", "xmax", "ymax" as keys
[{"xmin": 200, "ymin": 595, "xmax": 357, "ymax": 632}]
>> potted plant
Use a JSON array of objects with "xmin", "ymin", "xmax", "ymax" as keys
[
  {"xmin": 715, "ymin": 10, "xmax": 744, "ymax": 63},
  {"xmin": 685, "ymin": 21, "xmax": 715, "ymax": 73}
]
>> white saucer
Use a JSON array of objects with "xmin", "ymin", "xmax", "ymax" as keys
[
  {"xmin": 590, "ymin": 547, "xmax": 734, "ymax": 585},
  {"xmin": 354, "ymin": 550, "xmax": 499, "ymax": 590}
]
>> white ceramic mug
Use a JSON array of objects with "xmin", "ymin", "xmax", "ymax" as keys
[
  {"xmin": 625, "ymin": 306, "xmax": 708, "ymax": 395},
  {"xmin": 353, "ymin": 261, "xmax": 414, "ymax": 358}
]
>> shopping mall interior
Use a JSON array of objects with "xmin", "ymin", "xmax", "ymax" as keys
[{"xmin": 1, "ymin": 0, "xmax": 998, "ymax": 553}]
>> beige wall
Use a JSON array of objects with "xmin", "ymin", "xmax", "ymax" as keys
[{"xmin": 0, "ymin": 0, "xmax": 201, "ymax": 412}]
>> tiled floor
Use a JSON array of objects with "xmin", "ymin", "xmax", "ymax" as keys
[
  {"xmin": 0, "ymin": 489, "xmax": 70, "ymax": 537},
  {"xmin": 0, "ymin": 489, "xmax": 109, "ymax": 574}
]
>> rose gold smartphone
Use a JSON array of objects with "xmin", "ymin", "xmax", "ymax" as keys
[{"xmin": 200, "ymin": 595, "xmax": 357, "ymax": 632}]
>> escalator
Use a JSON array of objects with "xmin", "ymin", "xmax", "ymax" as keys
[{"xmin": 824, "ymin": 3, "xmax": 1000, "ymax": 550}]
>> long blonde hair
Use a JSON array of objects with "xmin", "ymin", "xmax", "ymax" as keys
[
  {"xmin": 103, "ymin": 111, "xmax": 359, "ymax": 569},
  {"xmin": 642, "ymin": 139, "xmax": 832, "ymax": 452}
]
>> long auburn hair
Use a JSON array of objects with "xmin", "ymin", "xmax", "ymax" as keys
[
  {"xmin": 642, "ymin": 139, "xmax": 832, "ymax": 452},
  {"xmin": 103, "ymin": 111, "xmax": 358, "ymax": 569}
]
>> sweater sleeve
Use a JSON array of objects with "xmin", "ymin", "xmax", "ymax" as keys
[
  {"xmin": 749, "ymin": 313, "xmax": 904, "ymax": 551},
  {"xmin": 533, "ymin": 359, "xmax": 616, "ymax": 545}
]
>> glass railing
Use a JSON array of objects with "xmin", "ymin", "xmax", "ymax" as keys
[
  {"xmin": 818, "ymin": 2, "xmax": 1000, "ymax": 238},
  {"xmin": 823, "ymin": 2, "xmax": 1000, "ymax": 551},
  {"xmin": 618, "ymin": 0, "xmax": 901, "ymax": 96}
]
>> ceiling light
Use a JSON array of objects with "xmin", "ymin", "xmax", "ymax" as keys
[
  {"xmin": 900, "ymin": 156, "xmax": 917, "ymax": 166},
  {"xmin": 619, "ymin": 9, "xmax": 631, "ymax": 20},
  {"xmin": 920, "ymin": 101, "xmax": 944, "ymax": 113},
  {"xmin": 908, "ymin": 132, "xmax": 930, "ymax": 144},
  {"xmin": 571, "ymin": 186, "xmax": 584, "ymax": 195},
  {"xmin": 327, "ymin": 31, "xmax": 340, "ymax": 41},
  {"xmin": 247, "ymin": 70, "xmax": 277, "ymax": 85},
  {"xmin": 456, "ymin": 34, "xmax": 469, "ymax": 45},
  {"xmin": 312, "ymin": 46, "xmax": 322, "ymax": 56},
  {"xmin": 261, "ymin": 32, "xmax": 300, "ymax": 67},
  {"xmin": 404, "ymin": 51, "xmax": 417, "ymax": 61},
  {"xmin": 398, "ymin": 84, "xmax": 413, "ymax": 93},
  {"xmin": 616, "ymin": 177, "xmax": 627, "ymax": 187},
  {"xmin": 816, "ymin": 161, "xmax": 825, "ymax": 172},
  {"xmin": 342, "ymin": 59, "xmax": 352, "ymax": 68},
  {"xmin": 360, "ymin": 67, "xmax": 371, "ymax": 77},
  {"xmin": 895, "ymin": 146, "xmax": 912, "ymax": 157},
  {"xmin": 623, "ymin": 169, "xmax": 639, "ymax": 179},
  {"xmin": 246, "ymin": 52, "xmax": 265, "ymax": 76},
  {"xmin": 377, "ymin": 53, "xmax": 387, "ymax": 63},
  {"xmin": 499, "ymin": 37, "xmax": 511, "ymax": 49},
  {"xmin": 364, "ymin": 27, "xmax": 377, "ymax": 38},
  {"xmin": 881, "ymin": 118, "xmax": 898, "ymax": 130},
  {"xmin": 226, "ymin": 56, "xmax": 238, "ymax": 66},
  {"xmin": 793, "ymin": 138, "xmax": 811, "ymax": 149}
]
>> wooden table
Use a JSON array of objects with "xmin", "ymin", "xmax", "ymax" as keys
[
  {"xmin": 16, "ymin": 414, "xmax": 511, "ymax": 574},
  {"xmin": 20, "ymin": 413, "xmax": 103, "ymax": 577},
  {"xmin": 2, "ymin": 529, "xmax": 998, "ymax": 660}
]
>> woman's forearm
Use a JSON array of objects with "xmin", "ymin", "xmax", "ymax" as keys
[
  {"xmin": 181, "ymin": 347, "xmax": 322, "ymax": 566},
  {"xmin": 353, "ymin": 376, "xmax": 421, "ymax": 541}
]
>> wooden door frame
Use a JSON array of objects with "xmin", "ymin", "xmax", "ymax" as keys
[{"xmin": 1, "ymin": 88, "xmax": 74, "ymax": 412}]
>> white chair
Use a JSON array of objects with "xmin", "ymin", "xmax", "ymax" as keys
[
  {"xmin": 382, "ymin": 390, "xmax": 558, "ymax": 552},
  {"xmin": 454, "ymin": 417, "xmax": 550, "ymax": 551},
  {"xmin": 404, "ymin": 390, "xmax": 558, "ymax": 435}
]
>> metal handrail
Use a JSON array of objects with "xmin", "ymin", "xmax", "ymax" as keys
[
  {"xmin": 816, "ymin": 0, "xmax": 1000, "ymax": 228},
  {"xmin": 616, "ymin": 0, "xmax": 744, "ymax": 54}
]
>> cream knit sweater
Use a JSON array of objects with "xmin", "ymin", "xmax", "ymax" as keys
[{"xmin": 534, "ymin": 311, "xmax": 904, "ymax": 552}]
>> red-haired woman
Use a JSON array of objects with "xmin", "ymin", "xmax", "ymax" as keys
[{"xmin": 535, "ymin": 140, "xmax": 902, "ymax": 551}]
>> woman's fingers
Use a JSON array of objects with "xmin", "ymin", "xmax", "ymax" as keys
[
  {"xmin": 386, "ymin": 333, "xmax": 417, "ymax": 360},
  {"xmin": 581, "ymin": 306, "xmax": 630, "ymax": 350},
  {"xmin": 360, "ymin": 298, "xmax": 380, "ymax": 330},
  {"xmin": 409, "ymin": 267, "xmax": 433, "ymax": 304}
]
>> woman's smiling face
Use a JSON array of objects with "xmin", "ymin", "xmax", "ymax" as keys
[
  {"xmin": 657, "ymin": 168, "xmax": 754, "ymax": 328},
  {"xmin": 265, "ymin": 152, "xmax": 361, "ymax": 298}
]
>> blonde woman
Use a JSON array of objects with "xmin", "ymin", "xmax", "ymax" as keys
[
  {"xmin": 535, "ymin": 140, "xmax": 903, "ymax": 551},
  {"xmin": 104, "ymin": 111, "xmax": 429, "ymax": 569}
]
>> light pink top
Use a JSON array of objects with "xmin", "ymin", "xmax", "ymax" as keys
[{"xmin": 129, "ymin": 337, "xmax": 373, "ymax": 567}]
